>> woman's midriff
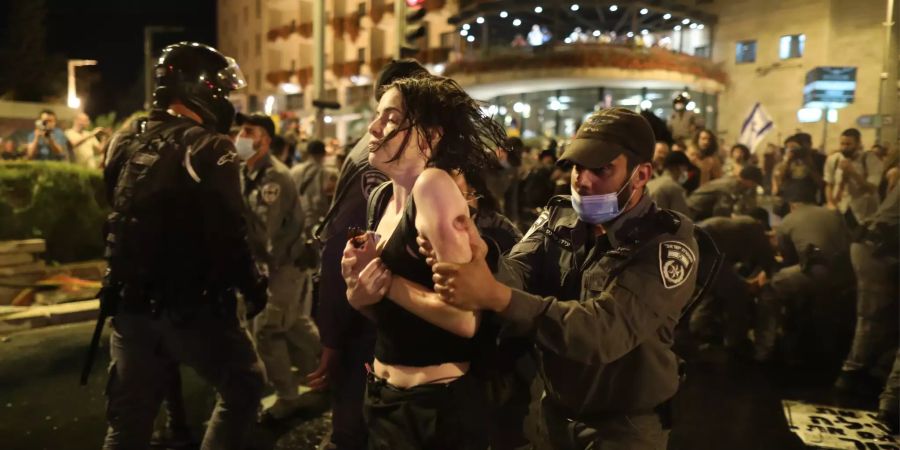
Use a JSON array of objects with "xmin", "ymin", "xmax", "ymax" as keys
[{"xmin": 373, "ymin": 358, "xmax": 469, "ymax": 388}]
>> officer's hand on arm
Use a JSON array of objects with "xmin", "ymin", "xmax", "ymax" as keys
[{"xmin": 431, "ymin": 218, "xmax": 512, "ymax": 312}]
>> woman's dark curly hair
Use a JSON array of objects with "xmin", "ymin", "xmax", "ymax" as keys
[
  {"xmin": 693, "ymin": 128, "xmax": 719, "ymax": 158},
  {"xmin": 376, "ymin": 75, "xmax": 507, "ymax": 174}
]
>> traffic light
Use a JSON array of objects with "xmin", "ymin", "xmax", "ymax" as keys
[{"xmin": 401, "ymin": 0, "xmax": 427, "ymax": 58}]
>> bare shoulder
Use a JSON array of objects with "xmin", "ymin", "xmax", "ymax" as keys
[{"xmin": 413, "ymin": 168, "xmax": 456, "ymax": 193}]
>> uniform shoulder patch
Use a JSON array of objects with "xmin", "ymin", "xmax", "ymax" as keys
[
  {"xmin": 522, "ymin": 209, "xmax": 550, "ymax": 241},
  {"xmin": 217, "ymin": 151, "xmax": 238, "ymax": 166},
  {"xmin": 659, "ymin": 240, "xmax": 696, "ymax": 289},
  {"xmin": 261, "ymin": 182, "xmax": 281, "ymax": 205},
  {"xmin": 361, "ymin": 169, "xmax": 388, "ymax": 198}
]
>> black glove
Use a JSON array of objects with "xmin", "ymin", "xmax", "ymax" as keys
[{"xmin": 243, "ymin": 276, "xmax": 269, "ymax": 320}]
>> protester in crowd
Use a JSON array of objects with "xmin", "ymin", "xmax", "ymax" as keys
[
  {"xmin": 687, "ymin": 166, "xmax": 763, "ymax": 220},
  {"xmin": 340, "ymin": 74, "xmax": 507, "ymax": 449},
  {"xmin": 772, "ymin": 134, "xmax": 822, "ymax": 207},
  {"xmin": 65, "ymin": 112, "xmax": 107, "ymax": 168},
  {"xmin": 309, "ymin": 58, "xmax": 425, "ymax": 450},
  {"xmin": 824, "ymin": 128, "xmax": 883, "ymax": 230},
  {"xmin": 1, "ymin": 137, "xmax": 23, "ymax": 160},
  {"xmin": 270, "ymin": 135, "xmax": 294, "ymax": 168},
  {"xmin": 724, "ymin": 143, "xmax": 751, "ymax": 178},
  {"xmin": 26, "ymin": 109, "xmax": 70, "ymax": 161},
  {"xmin": 652, "ymin": 140, "xmax": 670, "ymax": 177},
  {"xmin": 671, "ymin": 138, "xmax": 701, "ymax": 194},
  {"xmin": 647, "ymin": 150, "xmax": 692, "ymax": 216},
  {"xmin": 291, "ymin": 139, "xmax": 330, "ymax": 236},
  {"xmin": 282, "ymin": 119, "xmax": 302, "ymax": 158},
  {"xmin": 688, "ymin": 128, "xmax": 724, "ymax": 186},
  {"xmin": 755, "ymin": 190, "xmax": 853, "ymax": 363},
  {"xmin": 234, "ymin": 112, "xmax": 318, "ymax": 420}
]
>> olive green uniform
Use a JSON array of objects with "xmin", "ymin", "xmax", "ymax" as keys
[
  {"xmin": 495, "ymin": 193, "xmax": 699, "ymax": 450},
  {"xmin": 241, "ymin": 153, "xmax": 320, "ymax": 400}
]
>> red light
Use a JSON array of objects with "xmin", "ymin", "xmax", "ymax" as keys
[{"xmin": 406, "ymin": 0, "xmax": 425, "ymax": 7}]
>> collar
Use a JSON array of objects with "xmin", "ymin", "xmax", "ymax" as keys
[
  {"xmin": 244, "ymin": 152, "xmax": 273, "ymax": 180},
  {"xmin": 602, "ymin": 190, "xmax": 653, "ymax": 249}
]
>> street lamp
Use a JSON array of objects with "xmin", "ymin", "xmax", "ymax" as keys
[{"xmin": 68, "ymin": 59, "xmax": 97, "ymax": 110}]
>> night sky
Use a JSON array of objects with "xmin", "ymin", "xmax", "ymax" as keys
[{"xmin": 2, "ymin": 0, "xmax": 218, "ymax": 118}]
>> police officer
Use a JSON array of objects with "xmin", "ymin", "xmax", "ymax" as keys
[
  {"xmin": 754, "ymin": 191, "xmax": 853, "ymax": 362},
  {"xmin": 307, "ymin": 59, "xmax": 426, "ymax": 450},
  {"xmin": 836, "ymin": 165, "xmax": 898, "ymax": 399},
  {"xmin": 687, "ymin": 166, "xmax": 763, "ymax": 221},
  {"xmin": 691, "ymin": 209, "xmax": 776, "ymax": 355},
  {"xmin": 232, "ymin": 112, "xmax": 319, "ymax": 419},
  {"xmin": 101, "ymin": 42, "xmax": 267, "ymax": 450},
  {"xmin": 646, "ymin": 151, "xmax": 692, "ymax": 216},
  {"xmin": 429, "ymin": 108, "xmax": 701, "ymax": 450}
]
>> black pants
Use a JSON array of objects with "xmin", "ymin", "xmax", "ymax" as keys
[
  {"xmin": 330, "ymin": 333, "xmax": 376, "ymax": 450},
  {"xmin": 363, "ymin": 371, "xmax": 489, "ymax": 450}
]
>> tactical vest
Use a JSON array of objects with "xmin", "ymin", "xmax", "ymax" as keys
[{"xmin": 105, "ymin": 119, "xmax": 198, "ymax": 293}]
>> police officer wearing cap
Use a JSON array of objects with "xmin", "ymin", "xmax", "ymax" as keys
[
  {"xmin": 233, "ymin": 112, "xmax": 320, "ymax": 419},
  {"xmin": 426, "ymin": 107, "xmax": 701, "ymax": 450},
  {"xmin": 100, "ymin": 42, "xmax": 267, "ymax": 449}
]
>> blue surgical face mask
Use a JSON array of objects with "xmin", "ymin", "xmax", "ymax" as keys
[
  {"xmin": 571, "ymin": 168, "xmax": 638, "ymax": 224},
  {"xmin": 235, "ymin": 136, "xmax": 256, "ymax": 161}
]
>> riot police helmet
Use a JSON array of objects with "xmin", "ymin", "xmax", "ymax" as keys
[{"xmin": 153, "ymin": 42, "xmax": 247, "ymax": 133}]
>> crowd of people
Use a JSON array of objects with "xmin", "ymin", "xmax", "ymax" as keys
[
  {"xmin": 54, "ymin": 40, "xmax": 900, "ymax": 450},
  {"xmin": 0, "ymin": 110, "xmax": 110, "ymax": 167}
]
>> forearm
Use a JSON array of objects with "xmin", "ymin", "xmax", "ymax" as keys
[
  {"xmin": 388, "ymin": 276, "xmax": 479, "ymax": 338},
  {"xmin": 26, "ymin": 140, "xmax": 38, "ymax": 158}
]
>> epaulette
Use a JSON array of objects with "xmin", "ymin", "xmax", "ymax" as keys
[{"xmin": 615, "ymin": 207, "xmax": 683, "ymax": 245}]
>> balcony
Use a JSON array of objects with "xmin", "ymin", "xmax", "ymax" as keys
[
  {"xmin": 445, "ymin": 43, "xmax": 728, "ymax": 98},
  {"xmin": 266, "ymin": 21, "xmax": 313, "ymax": 42}
]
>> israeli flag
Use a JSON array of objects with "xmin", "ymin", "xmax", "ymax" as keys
[{"xmin": 739, "ymin": 102, "xmax": 773, "ymax": 153}]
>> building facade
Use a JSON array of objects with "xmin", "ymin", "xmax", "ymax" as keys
[{"xmin": 217, "ymin": 0, "xmax": 896, "ymax": 151}]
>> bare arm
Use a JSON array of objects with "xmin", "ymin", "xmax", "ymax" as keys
[
  {"xmin": 25, "ymin": 132, "xmax": 40, "ymax": 159},
  {"xmin": 384, "ymin": 168, "xmax": 480, "ymax": 338}
]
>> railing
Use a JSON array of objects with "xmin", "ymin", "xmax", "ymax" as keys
[{"xmin": 446, "ymin": 42, "xmax": 728, "ymax": 84}]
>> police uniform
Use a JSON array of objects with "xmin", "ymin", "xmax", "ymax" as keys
[
  {"xmin": 102, "ymin": 103, "xmax": 266, "ymax": 449},
  {"xmin": 687, "ymin": 176, "xmax": 756, "ymax": 221},
  {"xmin": 496, "ymin": 192, "xmax": 698, "ymax": 450},
  {"xmin": 840, "ymin": 181, "xmax": 898, "ymax": 395},
  {"xmin": 314, "ymin": 133, "xmax": 387, "ymax": 450},
  {"xmin": 691, "ymin": 215, "xmax": 775, "ymax": 350},
  {"xmin": 755, "ymin": 202, "xmax": 852, "ymax": 361},
  {"xmin": 646, "ymin": 173, "xmax": 691, "ymax": 217},
  {"xmin": 240, "ymin": 146, "xmax": 320, "ymax": 403},
  {"xmin": 291, "ymin": 156, "xmax": 330, "ymax": 236}
]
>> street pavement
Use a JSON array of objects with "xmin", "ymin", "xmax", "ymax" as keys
[{"xmin": 0, "ymin": 320, "xmax": 893, "ymax": 449}]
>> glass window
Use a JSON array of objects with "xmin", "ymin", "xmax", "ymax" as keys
[
  {"xmin": 735, "ymin": 40, "xmax": 756, "ymax": 63},
  {"xmin": 779, "ymin": 34, "xmax": 805, "ymax": 59},
  {"xmin": 255, "ymin": 34, "xmax": 261, "ymax": 56},
  {"xmin": 358, "ymin": 47, "xmax": 366, "ymax": 62},
  {"xmin": 256, "ymin": 0, "xmax": 261, "ymax": 19},
  {"xmin": 255, "ymin": 69, "xmax": 261, "ymax": 91},
  {"xmin": 286, "ymin": 93, "xmax": 304, "ymax": 110},
  {"xmin": 358, "ymin": 2, "xmax": 366, "ymax": 16}
]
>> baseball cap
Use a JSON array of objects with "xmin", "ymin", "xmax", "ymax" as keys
[
  {"xmin": 558, "ymin": 107, "xmax": 656, "ymax": 169},
  {"xmin": 235, "ymin": 112, "xmax": 275, "ymax": 139}
]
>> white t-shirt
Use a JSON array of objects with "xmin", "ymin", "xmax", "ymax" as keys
[
  {"xmin": 823, "ymin": 150, "xmax": 882, "ymax": 222},
  {"xmin": 65, "ymin": 128, "xmax": 100, "ymax": 169}
]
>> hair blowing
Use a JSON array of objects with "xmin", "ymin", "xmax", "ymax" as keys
[{"xmin": 378, "ymin": 75, "xmax": 507, "ymax": 174}]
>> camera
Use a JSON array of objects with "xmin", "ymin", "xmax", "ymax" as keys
[{"xmin": 34, "ymin": 119, "xmax": 50, "ymax": 134}]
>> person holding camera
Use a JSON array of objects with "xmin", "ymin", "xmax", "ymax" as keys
[
  {"xmin": 66, "ymin": 112, "xmax": 108, "ymax": 168},
  {"xmin": 26, "ymin": 109, "xmax": 70, "ymax": 161}
]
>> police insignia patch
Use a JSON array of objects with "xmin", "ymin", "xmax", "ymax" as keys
[
  {"xmin": 522, "ymin": 209, "xmax": 550, "ymax": 241},
  {"xmin": 261, "ymin": 182, "xmax": 281, "ymax": 204},
  {"xmin": 361, "ymin": 169, "xmax": 388, "ymax": 198},
  {"xmin": 658, "ymin": 241, "xmax": 695, "ymax": 289}
]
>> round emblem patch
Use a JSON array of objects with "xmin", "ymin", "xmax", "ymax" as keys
[
  {"xmin": 659, "ymin": 241, "xmax": 696, "ymax": 289},
  {"xmin": 361, "ymin": 169, "xmax": 388, "ymax": 199},
  {"xmin": 261, "ymin": 182, "xmax": 281, "ymax": 205}
]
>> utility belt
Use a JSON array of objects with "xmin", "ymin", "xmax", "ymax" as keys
[{"xmin": 116, "ymin": 283, "xmax": 238, "ymax": 319}]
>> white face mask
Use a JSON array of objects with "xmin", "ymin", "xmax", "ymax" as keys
[{"xmin": 235, "ymin": 136, "xmax": 256, "ymax": 161}]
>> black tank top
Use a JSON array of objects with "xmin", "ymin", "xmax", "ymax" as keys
[{"xmin": 370, "ymin": 184, "xmax": 477, "ymax": 366}]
